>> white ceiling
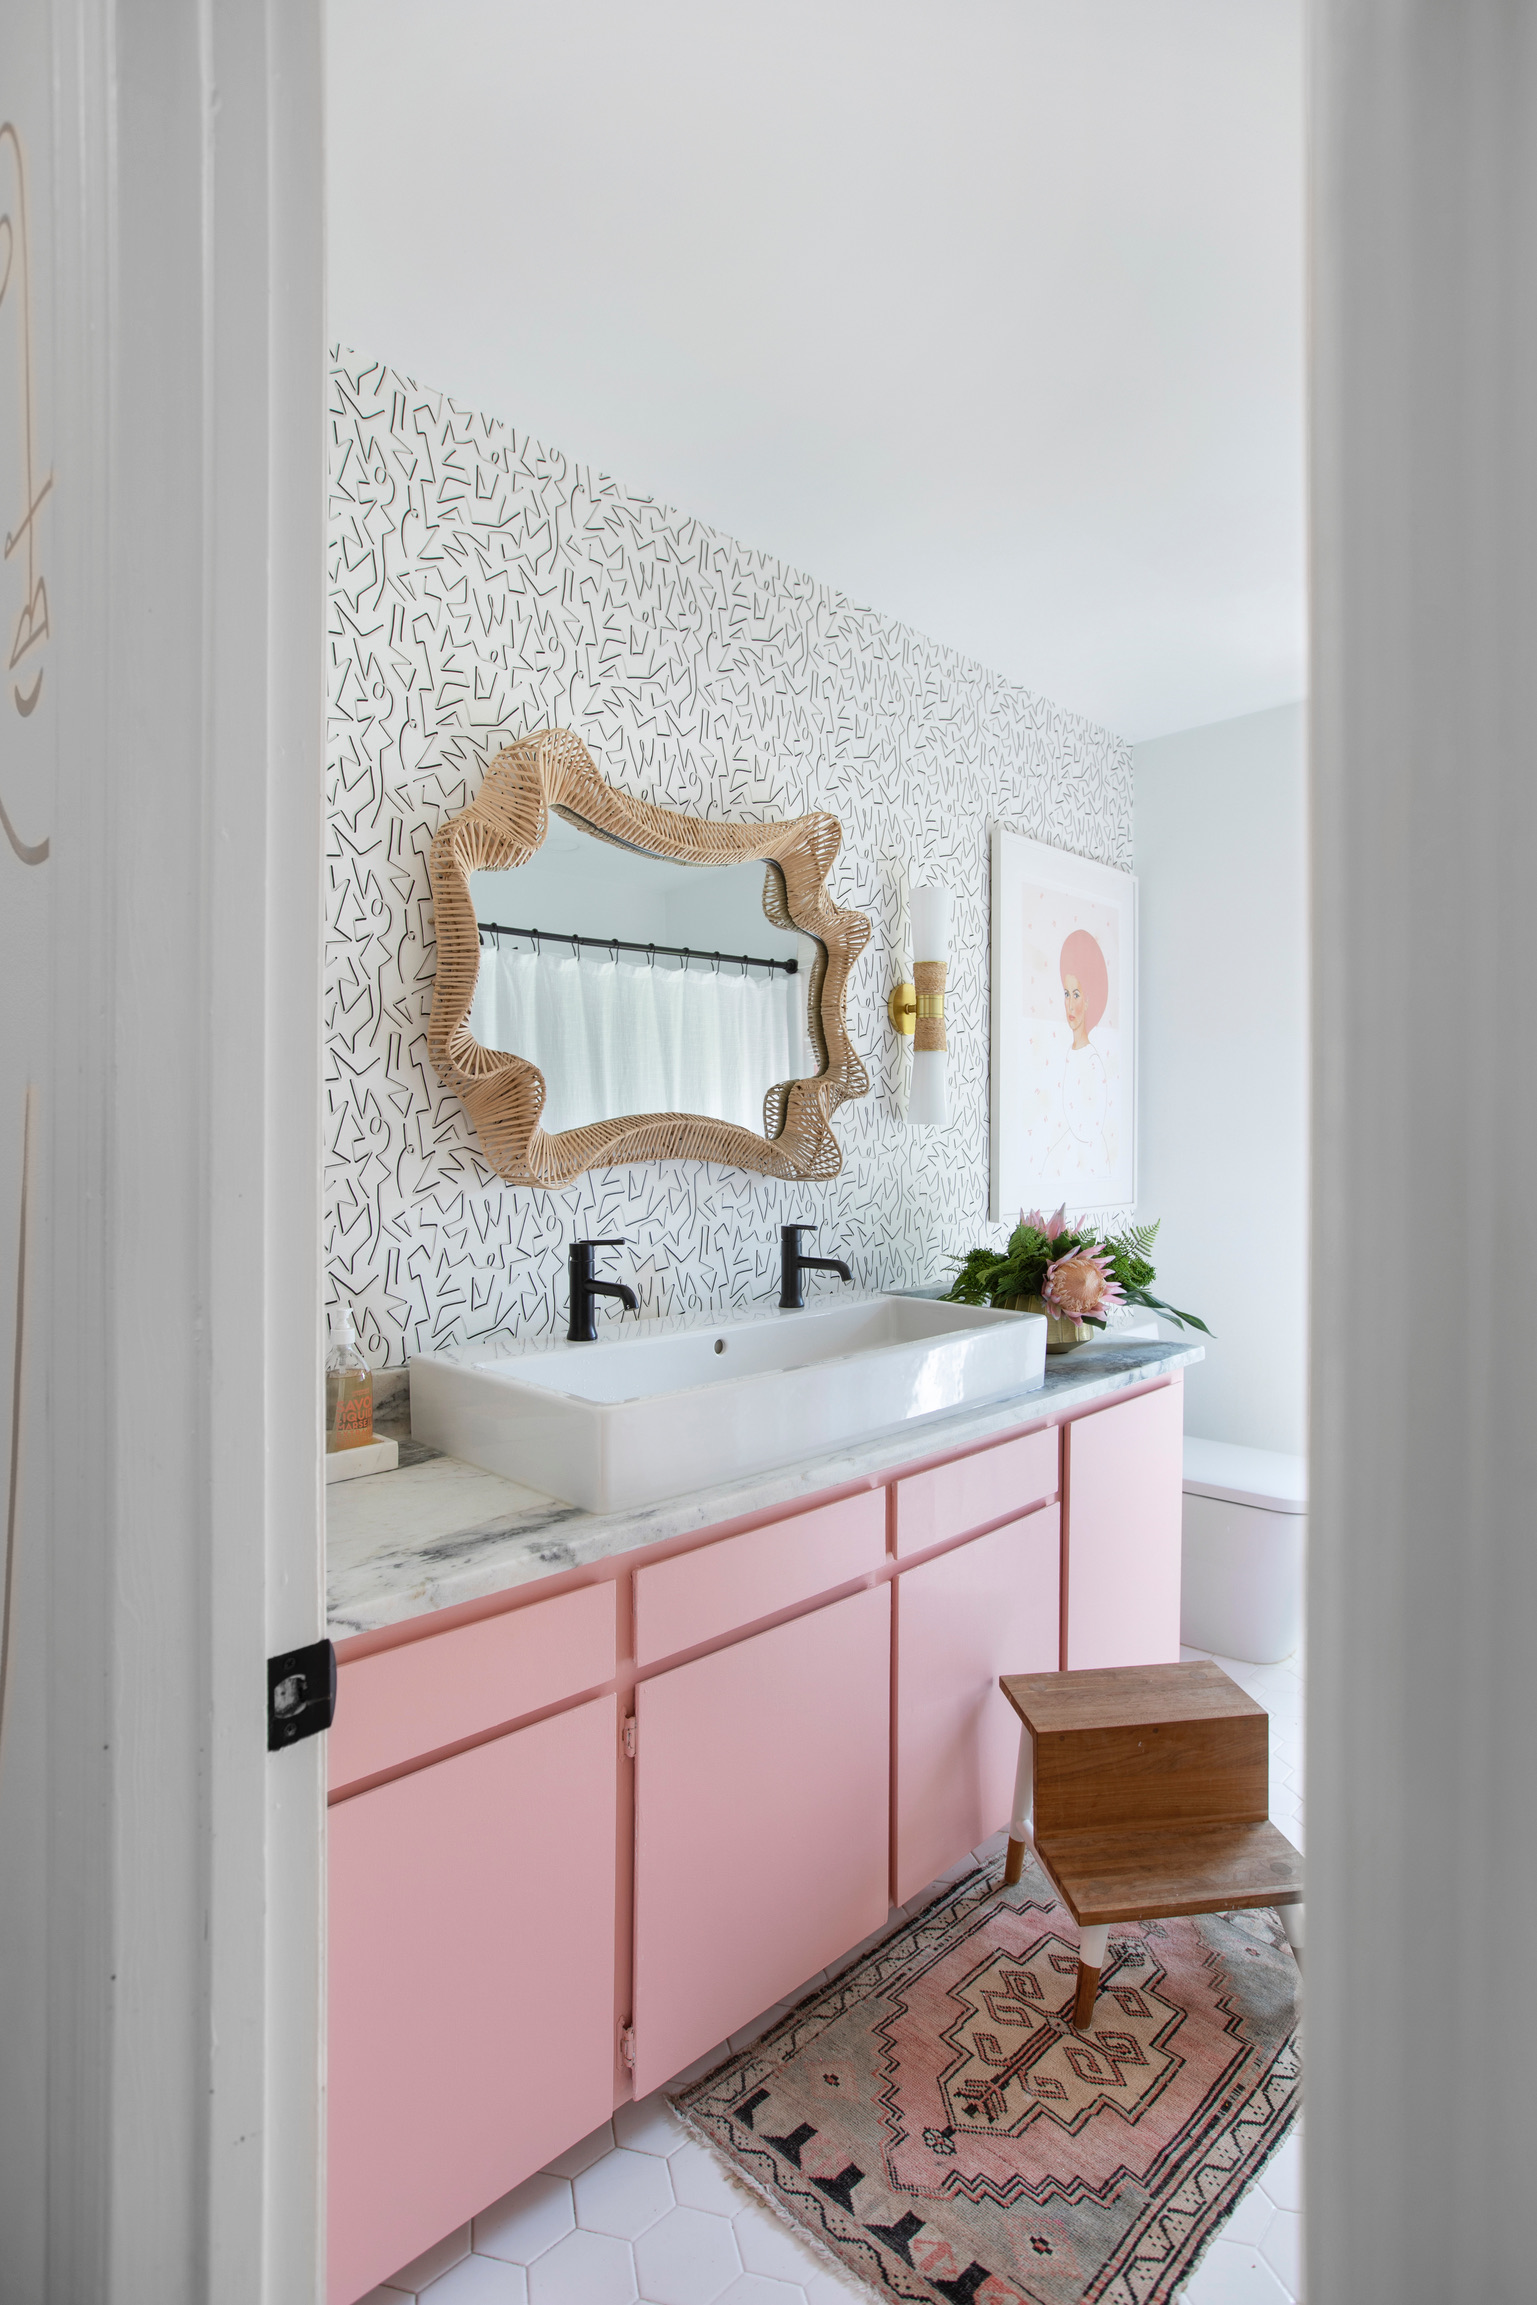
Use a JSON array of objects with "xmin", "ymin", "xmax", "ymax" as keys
[{"xmin": 326, "ymin": 0, "xmax": 1304, "ymax": 744}]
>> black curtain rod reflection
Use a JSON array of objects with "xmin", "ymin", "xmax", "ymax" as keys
[{"xmin": 477, "ymin": 921, "xmax": 799, "ymax": 975}]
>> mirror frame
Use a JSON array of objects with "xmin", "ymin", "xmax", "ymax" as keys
[{"xmin": 428, "ymin": 727, "xmax": 871, "ymax": 1187}]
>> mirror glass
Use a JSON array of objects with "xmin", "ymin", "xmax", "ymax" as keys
[{"xmin": 468, "ymin": 811, "xmax": 821, "ymax": 1137}]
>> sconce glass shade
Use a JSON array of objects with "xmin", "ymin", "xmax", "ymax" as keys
[
  {"xmin": 906, "ymin": 883, "xmax": 951, "ymax": 1129},
  {"xmin": 908, "ymin": 1049, "xmax": 948, "ymax": 1128},
  {"xmin": 909, "ymin": 884, "xmax": 952, "ymax": 963}
]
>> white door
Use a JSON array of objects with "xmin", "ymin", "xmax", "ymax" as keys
[{"xmin": 0, "ymin": 3, "xmax": 326, "ymax": 2298}]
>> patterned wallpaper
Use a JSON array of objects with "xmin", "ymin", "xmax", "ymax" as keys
[{"xmin": 326, "ymin": 352, "xmax": 1133, "ymax": 1362}]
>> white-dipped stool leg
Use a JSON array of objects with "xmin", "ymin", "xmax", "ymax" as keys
[
  {"xmin": 1279, "ymin": 1901, "xmax": 1304, "ymax": 1966},
  {"xmin": 1003, "ymin": 1723, "xmax": 1035, "ymax": 1885},
  {"xmin": 1073, "ymin": 1922, "xmax": 1111, "ymax": 2029}
]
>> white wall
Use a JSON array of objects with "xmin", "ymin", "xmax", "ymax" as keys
[
  {"xmin": 325, "ymin": 0, "xmax": 1305, "ymax": 742},
  {"xmin": 1134, "ymin": 702, "xmax": 1307, "ymax": 1453}
]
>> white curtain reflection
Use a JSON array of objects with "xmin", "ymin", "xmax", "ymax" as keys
[{"xmin": 469, "ymin": 949, "xmax": 814, "ymax": 1136}]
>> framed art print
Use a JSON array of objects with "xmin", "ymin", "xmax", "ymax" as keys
[{"xmin": 989, "ymin": 829, "xmax": 1137, "ymax": 1221}]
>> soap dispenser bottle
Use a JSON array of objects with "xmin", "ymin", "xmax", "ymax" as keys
[{"xmin": 326, "ymin": 1306, "xmax": 374, "ymax": 1452}]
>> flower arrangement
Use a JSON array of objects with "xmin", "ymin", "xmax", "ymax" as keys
[{"xmin": 941, "ymin": 1208, "xmax": 1209, "ymax": 1343}]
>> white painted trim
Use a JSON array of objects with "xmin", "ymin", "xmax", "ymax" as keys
[
  {"xmin": 252, "ymin": 3, "xmax": 328, "ymax": 2294},
  {"xmin": 1, "ymin": 0, "xmax": 325, "ymax": 2295},
  {"xmin": 1310, "ymin": 4, "xmax": 1537, "ymax": 2294}
]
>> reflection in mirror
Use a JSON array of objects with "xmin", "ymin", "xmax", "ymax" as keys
[{"xmin": 467, "ymin": 811, "xmax": 821, "ymax": 1137}]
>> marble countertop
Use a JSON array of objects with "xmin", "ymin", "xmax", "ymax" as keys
[{"xmin": 328, "ymin": 1335, "xmax": 1202, "ymax": 1641}]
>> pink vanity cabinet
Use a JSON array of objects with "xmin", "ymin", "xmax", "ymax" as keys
[
  {"xmin": 1061, "ymin": 1377, "xmax": 1185, "ymax": 1669},
  {"xmin": 628, "ymin": 1491, "xmax": 891, "ymax": 2093},
  {"xmin": 893, "ymin": 1506, "xmax": 1061, "ymax": 1903},
  {"xmin": 887, "ymin": 1425, "xmax": 1061, "ymax": 1903},
  {"xmin": 326, "ymin": 1585, "xmax": 621, "ymax": 2305},
  {"xmin": 632, "ymin": 1580, "xmax": 892, "ymax": 2092},
  {"xmin": 325, "ymin": 1369, "xmax": 1184, "ymax": 2304}
]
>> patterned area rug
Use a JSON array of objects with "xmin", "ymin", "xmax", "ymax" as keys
[{"xmin": 671, "ymin": 1856, "xmax": 1299, "ymax": 2305}]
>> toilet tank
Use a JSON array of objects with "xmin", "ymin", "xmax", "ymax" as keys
[{"xmin": 1181, "ymin": 1438, "xmax": 1307, "ymax": 1666}]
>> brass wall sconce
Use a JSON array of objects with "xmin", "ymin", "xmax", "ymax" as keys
[{"xmin": 889, "ymin": 884, "xmax": 951, "ymax": 1128}]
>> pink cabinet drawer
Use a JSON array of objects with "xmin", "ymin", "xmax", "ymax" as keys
[
  {"xmin": 633, "ymin": 1489, "xmax": 886, "ymax": 1667},
  {"xmin": 893, "ymin": 1426, "xmax": 1058, "ymax": 1558},
  {"xmin": 330, "ymin": 1581, "xmax": 617, "ymax": 1797}
]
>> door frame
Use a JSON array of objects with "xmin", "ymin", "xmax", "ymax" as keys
[{"xmin": 0, "ymin": 0, "xmax": 327, "ymax": 2295}]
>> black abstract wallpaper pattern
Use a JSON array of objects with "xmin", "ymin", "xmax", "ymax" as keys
[{"xmin": 326, "ymin": 353, "xmax": 1133, "ymax": 1362}]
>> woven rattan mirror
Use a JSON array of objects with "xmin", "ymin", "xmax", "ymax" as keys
[{"xmin": 428, "ymin": 728, "xmax": 871, "ymax": 1187}]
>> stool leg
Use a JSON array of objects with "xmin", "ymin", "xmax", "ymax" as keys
[
  {"xmin": 1072, "ymin": 1923, "xmax": 1110, "ymax": 2028},
  {"xmin": 1279, "ymin": 1901, "xmax": 1304, "ymax": 1969},
  {"xmin": 1003, "ymin": 1723, "xmax": 1035, "ymax": 1886}
]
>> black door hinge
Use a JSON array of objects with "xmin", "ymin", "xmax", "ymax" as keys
[{"xmin": 267, "ymin": 1639, "xmax": 337, "ymax": 1751}]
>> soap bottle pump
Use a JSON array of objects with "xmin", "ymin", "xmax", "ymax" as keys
[{"xmin": 326, "ymin": 1305, "xmax": 374, "ymax": 1453}]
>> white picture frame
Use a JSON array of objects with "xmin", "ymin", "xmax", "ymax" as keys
[{"xmin": 989, "ymin": 829, "xmax": 1137, "ymax": 1222}]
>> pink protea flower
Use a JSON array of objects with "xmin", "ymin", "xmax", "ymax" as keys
[
  {"xmin": 1042, "ymin": 1244, "xmax": 1125, "ymax": 1324},
  {"xmin": 1022, "ymin": 1204, "xmax": 1070, "ymax": 1240}
]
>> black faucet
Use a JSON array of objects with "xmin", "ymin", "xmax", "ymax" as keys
[
  {"xmin": 779, "ymin": 1222, "xmax": 853, "ymax": 1310},
  {"xmin": 567, "ymin": 1238, "xmax": 639, "ymax": 1342}
]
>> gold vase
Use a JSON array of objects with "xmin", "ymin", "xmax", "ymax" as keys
[{"xmin": 1000, "ymin": 1292, "xmax": 1089, "ymax": 1354}]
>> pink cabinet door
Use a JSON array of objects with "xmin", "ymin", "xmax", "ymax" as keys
[
  {"xmin": 893, "ymin": 1507, "xmax": 1060, "ymax": 1904},
  {"xmin": 631, "ymin": 1584, "xmax": 890, "ymax": 2095},
  {"xmin": 1063, "ymin": 1380, "xmax": 1184, "ymax": 1670},
  {"xmin": 328, "ymin": 1696, "xmax": 618, "ymax": 2305}
]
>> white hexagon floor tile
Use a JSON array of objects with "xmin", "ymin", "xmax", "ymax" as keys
[
  {"xmin": 1180, "ymin": 2236, "xmax": 1296, "ymax": 2302},
  {"xmin": 385, "ymin": 2226, "xmax": 473, "ymax": 2291},
  {"xmin": 573, "ymin": 2147, "xmax": 676, "ymax": 2240},
  {"xmin": 614, "ymin": 2092, "xmax": 689, "ymax": 2156},
  {"xmin": 1258, "ymin": 2209, "xmax": 1302, "ymax": 2296},
  {"xmin": 472, "ymin": 2174, "xmax": 576, "ymax": 2265},
  {"xmin": 1259, "ymin": 2128, "xmax": 1303, "ymax": 2215},
  {"xmin": 712, "ymin": 2276, "xmax": 806, "ymax": 2305},
  {"xmin": 1209, "ymin": 2182, "xmax": 1276, "ymax": 2250},
  {"xmin": 420, "ymin": 2255, "xmax": 528, "ymax": 2304},
  {"xmin": 802, "ymin": 2272, "xmax": 870, "ymax": 2305},
  {"xmin": 527, "ymin": 2228, "xmax": 638, "ymax": 2305},
  {"xmin": 632, "ymin": 2204, "xmax": 742, "ymax": 2305},
  {"xmin": 543, "ymin": 2120, "xmax": 618, "ymax": 2180},
  {"xmin": 669, "ymin": 2140, "xmax": 750, "ymax": 2219},
  {"xmin": 730, "ymin": 2210, "xmax": 826, "ymax": 2286}
]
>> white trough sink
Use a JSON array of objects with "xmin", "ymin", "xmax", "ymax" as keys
[{"xmin": 408, "ymin": 1292, "xmax": 1048, "ymax": 1513}]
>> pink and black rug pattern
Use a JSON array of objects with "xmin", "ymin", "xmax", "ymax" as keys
[{"xmin": 672, "ymin": 1856, "xmax": 1299, "ymax": 2305}]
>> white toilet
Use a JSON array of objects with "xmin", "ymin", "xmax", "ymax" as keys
[{"xmin": 1180, "ymin": 1437, "xmax": 1306, "ymax": 1665}]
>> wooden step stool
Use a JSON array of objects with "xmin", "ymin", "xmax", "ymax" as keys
[{"xmin": 998, "ymin": 1660, "xmax": 1304, "ymax": 2029}]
